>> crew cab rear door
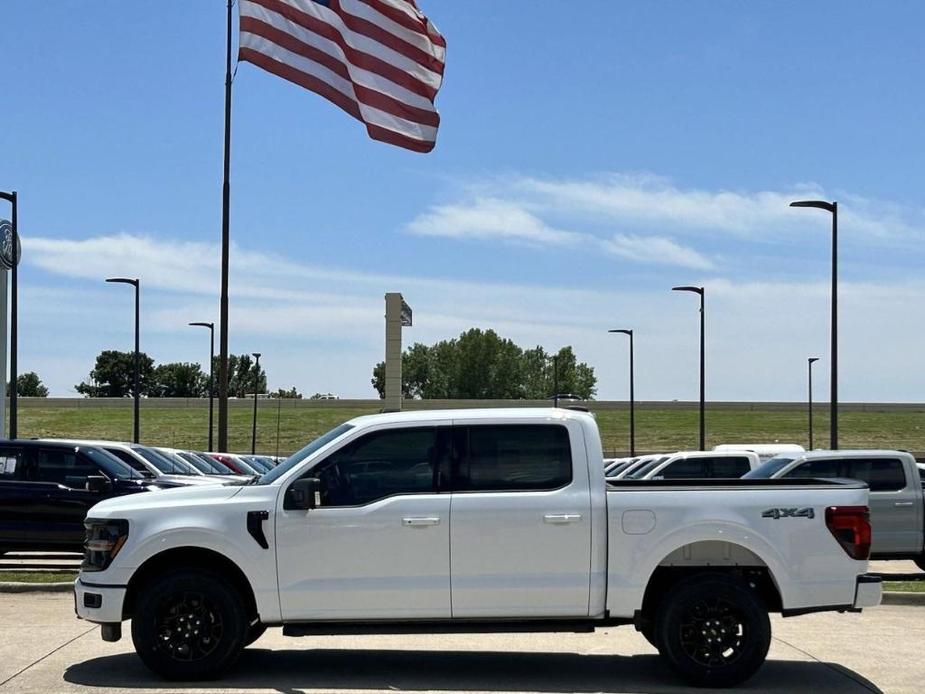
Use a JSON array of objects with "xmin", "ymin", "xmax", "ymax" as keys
[{"xmin": 447, "ymin": 420, "xmax": 592, "ymax": 618}]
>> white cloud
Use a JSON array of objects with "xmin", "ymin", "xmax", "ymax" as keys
[
  {"xmin": 405, "ymin": 197, "xmax": 582, "ymax": 246},
  {"xmin": 404, "ymin": 173, "xmax": 925, "ymax": 272},
  {"xmin": 601, "ymin": 233, "xmax": 714, "ymax": 270},
  {"xmin": 19, "ymin": 232, "xmax": 925, "ymax": 402},
  {"xmin": 405, "ymin": 195, "xmax": 713, "ymax": 269}
]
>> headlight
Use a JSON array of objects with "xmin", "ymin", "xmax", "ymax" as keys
[{"xmin": 82, "ymin": 519, "xmax": 129, "ymax": 572}]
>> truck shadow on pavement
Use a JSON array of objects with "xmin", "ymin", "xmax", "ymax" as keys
[{"xmin": 64, "ymin": 647, "xmax": 882, "ymax": 693}]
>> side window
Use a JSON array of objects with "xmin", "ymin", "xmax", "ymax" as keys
[
  {"xmin": 455, "ymin": 425, "xmax": 572, "ymax": 491},
  {"xmin": 312, "ymin": 428, "xmax": 442, "ymax": 506},
  {"xmin": 786, "ymin": 459, "xmax": 841, "ymax": 479},
  {"xmin": 34, "ymin": 448, "xmax": 98, "ymax": 488},
  {"xmin": 842, "ymin": 459, "xmax": 906, "ymax": 492},
  {"xmin": 107, "ymin": 448, "xmax": 148, "ymax": 474},
  {"xmin": 711, "ymin": 457, "xmax": 751, "ymax": 478},
  {"xmin": 0, "ymin": 448, "xmax": 25, "ymax": 481},
  {"xmin": 659, "ymin": 458, "xmax": 707, "ymax": 479}
]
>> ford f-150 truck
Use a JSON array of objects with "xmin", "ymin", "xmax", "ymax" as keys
[{"xmin": 74, "ymin": 408, "xmax": 881, "ymax": 687}]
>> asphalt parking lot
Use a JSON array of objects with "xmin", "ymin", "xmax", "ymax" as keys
[{"xmin": 0, "ymin": 591, "xmax": 921, "ymax": 694}]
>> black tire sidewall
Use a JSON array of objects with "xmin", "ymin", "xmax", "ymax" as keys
[
  {"xmin": 244, "ymin": 622, "xmax": 267, "ymax": 647},
  {"xmin": 655, "ymin": 573, "xmax": 771, "ymax": 688},
  {"xmin": 131, "ymin": 569, "xmax": 247, "ymax": 680}
]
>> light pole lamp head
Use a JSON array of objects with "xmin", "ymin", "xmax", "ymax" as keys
[
  {"xmin": 106, "ymin": 277, "xmax": 139, "ymax": 287},
  {"xmin": 808, "ymin": 357, "xmax": 820, "ymax": 365},
  {"xmin": 608, "ymin": 328, "xmax": 632, "ymax": 336},
  {"xmin": 189, "ymin": 321, "xmax": 214, "ymax": 330},
  {"xmin": 252, "ymin": 352, "xmax": 261, "ymax": 361},
  {"xmin": 790, "ymin": 200, "xmax": 836, "ymax": 213},
  {"xmin": 672, "ymin": 285, "xmax": 703, "ymax": 295}
]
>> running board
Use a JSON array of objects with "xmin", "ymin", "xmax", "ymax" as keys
[{"xmin": 282, "ymin": 618, "xmax": 629, "ymax": 637}]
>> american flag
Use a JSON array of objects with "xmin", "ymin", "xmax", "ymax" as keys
[{"xmin": 239, "ymin": 0, "xmax": 446, "ymax": 153}]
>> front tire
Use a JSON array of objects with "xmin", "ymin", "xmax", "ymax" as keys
[
  {"xmin": 244, "ymin": 622, "xmax": 267, "ymax": 647},
  {"xmin": 654, "ymin": 573, "xmax": 771, "ymax": 688},
  {"xmin": 131, "ymin": 569, "xmax": 247, "ymax": 680}
]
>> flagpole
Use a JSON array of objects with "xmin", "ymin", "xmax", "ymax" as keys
[{"xmin": 218, "ymin": 0, "xmax": 233, "ymax": 452}]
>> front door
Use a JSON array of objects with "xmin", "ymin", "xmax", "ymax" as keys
[
  {"xmin": 448, "ymin": 421, "xmax": 592, "ymax": 618},
  {"xmin": 276, "ymin": 425, "xmax": 452, "ymax": 621}
]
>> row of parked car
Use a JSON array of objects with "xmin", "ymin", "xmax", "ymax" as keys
[
  {"xmin": 0, "ymin": 437, "xmax": 284, "ymax": 555},
  {"xmin": 605, "ymin": 443, "xmax": 925, "ymax": 570}
]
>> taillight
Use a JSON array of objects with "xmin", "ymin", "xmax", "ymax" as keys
[{"xmin": 825, "ymin": 506, "xmax": 871, "ymax": 560}]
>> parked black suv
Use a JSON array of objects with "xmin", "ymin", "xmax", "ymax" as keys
[{"xmin": 0, "ymin": 440, "xmax": 155, "ymax": 554}]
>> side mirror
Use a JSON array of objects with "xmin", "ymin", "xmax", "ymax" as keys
[
  {"xmin": 86, "ymin": 476, "xmax": 113, "ymax": 494},
  {"xmin": 284, "ymin": 477, "xmax": 321, "ymax": 510}
]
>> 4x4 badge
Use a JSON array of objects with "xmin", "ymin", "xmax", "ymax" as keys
[{"xmin": 762, "ymin": 507, "xmax": 815, "ymax": 520}]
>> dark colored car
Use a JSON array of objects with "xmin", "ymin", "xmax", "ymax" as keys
[{"xmin": 0, "ymin": 440, "xmax": 154, "ymax": 554}]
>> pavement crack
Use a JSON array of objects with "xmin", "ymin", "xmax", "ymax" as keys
[
  {"xmin": 771, "ymin": 635, "xmax": 881, "ymax": 693},
  {"xmin": 0, "ymin": 624, "xmax": 99, "ymax": 690}
]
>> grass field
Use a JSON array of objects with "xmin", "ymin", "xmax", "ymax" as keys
[{"xmin": 10, "ymin": 400, "xmax": 925, "ymax": 456}]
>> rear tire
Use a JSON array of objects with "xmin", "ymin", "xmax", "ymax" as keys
[
  {"xmin": 130, "ymin": 569, "xmax": 247, "ymax": 680},
  {"xmin": 654, "ymin": 573, "xmax": 771, "ymax": 688}
]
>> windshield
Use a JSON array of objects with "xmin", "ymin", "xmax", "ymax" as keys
[
  {"xmin": 134, "ymin": 446, "xmax": 194, "ymax": 475},
  {"xmin": 743, "ymin": 455, "xmax": 798, "ymax": 479},
  {"xmin": 83, "ymin": 447, "xmax": 144, "ymax": 480},
  {"xmin": 626, "ymin": 456, "xmax": 669, "ymax": 479},
  {"xmin": 177, "ymin": 451, "xmax": 214, "ymax": 474},
  {"xmin": 243, "ymin": 456, "xmax": 271, "ymax": 473},
  {"xmin": 258, "ymin": 423, "xmax": 354, "ymax": 485},
  {"xmin": 193, "ymin": 452, "xmax": 234, "ymax": 474}
]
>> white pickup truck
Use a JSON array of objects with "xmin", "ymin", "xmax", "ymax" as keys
[{"xmin": 75, "ymin": 408, "xmax": 881, "ymax": 687}]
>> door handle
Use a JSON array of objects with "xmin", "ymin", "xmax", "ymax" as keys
[
  {"xmin": 894, "ymin": 501, "xmax": 914, "ymax": 507},
  {"xmin": 544, "ymin": 513, "xmax": 582, "ymax": 524},
  {"xmin": 402, "ymin": 517, "xmax": 441, "ymax": 526}
]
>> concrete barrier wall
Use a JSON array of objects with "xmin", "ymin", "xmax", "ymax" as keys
[{"xmin": 9, "ymin": 397, "xmax": 925, "ymax": 412}]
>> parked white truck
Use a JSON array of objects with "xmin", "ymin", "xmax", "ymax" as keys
[{"xmin": 75, "ymin": 409, "xmax": 881, "ymax": 687}]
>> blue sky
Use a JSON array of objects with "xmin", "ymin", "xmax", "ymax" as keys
[{"xmin": 2, "ymin": 1, "xmax": 925, "ymax": 401}]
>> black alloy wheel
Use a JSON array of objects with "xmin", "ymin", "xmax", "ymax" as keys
[
  {"xmin": 131, "ymin": 569, "xmax": 247, "ymax": 680},
  {"xmin": 654, "ymin": 573, "xmax": 771, "ymax": 688},
  {"xmin": 677, "ymin": 596, "xmax": 747, "ymax": 668},
  {"xmin": 154, "ymin": 590, "xmax": 224, "ymax": 662}
]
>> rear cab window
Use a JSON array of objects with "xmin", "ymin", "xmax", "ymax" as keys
[
  {"xmin": 710, "ymin": 456, "xmax": 752, "ymax": 478},
  {"xmin": 452, "ymin": 424, "xmax": 572, "ymax": 491},
  {"xmin": 842, "ymin": 458, "xmax": 906, "ymax": 492},
  {"xmin": 0, "ymin": 446, "xmax": 26, "ymax": 481}
]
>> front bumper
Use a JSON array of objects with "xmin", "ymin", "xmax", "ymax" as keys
[
  {"xmin": 74, "ymin": 578, "xmax": 127, "ymax": 624},
  {"xmin": 854, "ymin": 573, "xmax": 882, "ymax": 609}
]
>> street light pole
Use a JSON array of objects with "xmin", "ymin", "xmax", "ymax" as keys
[
  {"xmin": 107, "ymin": 277, "xmax": 140, "ymax": 443},
  {"xmin": 552, "ymin": 354, "xmax": 559, "ymax": 408},
  {"xmin": 673, "ymin": 286, "xmax": 705, "ymax": 450},
  {"xmin": 808, "ymin": 357, "xmax": 819, "ymax": 449},
  {"xmin": 608, "ymin": 329, "xmax": 635, "ymax": 456},
  {"xmin": 251, "ymin": 353, "xmax": 261, "ymax": 455},
  {"xmin": 790, "ymin": 200, "xmax": 838, "ymax": 449},
  {"xmin": 189, "ymin": 322, "xmax": 215, "ymax": 451}
]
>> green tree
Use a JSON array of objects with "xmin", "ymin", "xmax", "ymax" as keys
[
  {"xmin": 211, "ymin": 354, "xmax": 267, "ymax": 398},
  {"xmin": 276, "ymin": 387, "xmax": 303, "ymax": 399},
  {"xmin": 76, "ymin": 350, "xmax": 156, "ymax": 397},
  {"xmin": 8, "ymin": 372, "xmax": 49, "ymax": 397},
  {"xmin": 151, "ymin": 362, "xmax": 207, "ymax": 397},
  {"xmin": 371, "ymin": 330, "xmax": 596, "ymax": 400}
]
